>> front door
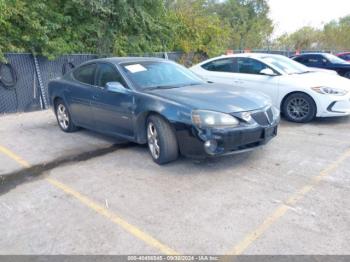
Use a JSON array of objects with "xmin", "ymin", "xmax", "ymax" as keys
[
  {"xmin": 233, "ymin": 57, "xmax": 280, "ymax": 106},
  {"xmin": 91, "ymin": 63, "xmax": 134, "ymax": 138}
]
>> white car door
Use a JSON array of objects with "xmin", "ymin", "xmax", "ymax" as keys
[
  {"xmin": 233, "ymin": 57, "xmax": 280, "ymax": 107},
  {"xmin": 197, "ymin": 58, "xmax": 243, "ymax": 87}
]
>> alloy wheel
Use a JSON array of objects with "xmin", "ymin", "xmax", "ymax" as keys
[
  {"xmin": 286, "ymin": 97, "xmax": 310, "ymax": 121},
  {"xmin": 56, "ymin": 104, "xmax": 69, "ymax": 130},
  {"xmin": 147, "ymin": 122, "xmax": 160, "ymax": 159}
]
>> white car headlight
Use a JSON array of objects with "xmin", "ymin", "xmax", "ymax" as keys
[
  {"xmin": 311, "ymin": 86, "xmax": 348, "ymax": 96},
  {"xmin": 192, "ymin": 110, "xmax": 239, "ymax": 128}
]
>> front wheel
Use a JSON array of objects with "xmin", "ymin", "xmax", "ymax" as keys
[
  {"xmin": 282, "ymin": 93, "xmax": 316, "ymax": 123},
  {"xmin": 147, "ymin": 115, "xmax": 179, "ymax": 165}
]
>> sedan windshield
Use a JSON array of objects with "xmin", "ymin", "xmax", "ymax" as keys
[
  {"xmin": 261, "ymin": 55, "xmax": 310, "ymax": 75},
  {"xmin": 121, "ymin": 61, "xmax": 204, "ymax": 90},
  {"xmin": 323, "ymin": 53, "xmax": 349, "ymax": 64}
]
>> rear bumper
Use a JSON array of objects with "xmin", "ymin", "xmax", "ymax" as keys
[{"xmin": 176, "ymin": 121, "xmax": 279, "ymax": 158}]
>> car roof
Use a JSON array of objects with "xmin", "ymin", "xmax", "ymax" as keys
[
  {"xmin": 197, "ymin": 53, "xmax": 284, "ymax": 65},
  {"xmin": 221, "ymin": 53, "xmax": 275, "ymax": 58},
  {"xmin": 79, "ymin": 56, "xmax": 169, "ymax": 66},
  {"xmin": 294, "ymin": 53, "xmax": 328, "ymax": 56}
]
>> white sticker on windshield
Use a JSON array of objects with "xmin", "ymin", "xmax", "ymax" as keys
[{"xmin": 125, "ymin": 64, "xmax": 147, "ymax": 73}]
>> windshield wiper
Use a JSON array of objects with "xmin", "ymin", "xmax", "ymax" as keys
[
  {"xmin": 145, "ymin": 82, "xmax": 201, "ymax": 90},
  {"xmin": 298, "ymin": 70, "xmax": 314, "ymax": 74},
  {"xmin": 144, "ymin": 85, "xmax": 178, "ymax": 91},
  {"xmin": 289, "ymin": 70, "xmax": 313, "ymax": 75}
]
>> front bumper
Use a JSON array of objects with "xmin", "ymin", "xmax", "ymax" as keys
[
  {"xmin": 316, "ymin": 94, "xmax": 350, "ymax": 117},
  {"xmin": 176, "ymin": 120, "xmax": 279, "ymax": 158}
]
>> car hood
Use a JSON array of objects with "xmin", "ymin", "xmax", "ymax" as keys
[
  {"xmin": 285, "ymin": 72, "xmax": 350, "ymax": 90},
  {"xmin": 333, "ymin": 63, "xmax": 350, "ymax": 67},
  {"xmin": 147, "ymin": 83, "xmax": 271, "ymax": 113}
]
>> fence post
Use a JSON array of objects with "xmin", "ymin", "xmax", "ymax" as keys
[{"xmin": 33, "ymin": 55, "xmax": 48, "ymax": 109}]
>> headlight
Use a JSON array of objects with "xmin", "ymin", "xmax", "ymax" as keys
[
  {"xmin": 311, "ymin": 86, "xmax": 348, "ymax": 96},
  {"xmin": 192, "ymin": 110, "xmax": 239, "ymax": 128}
]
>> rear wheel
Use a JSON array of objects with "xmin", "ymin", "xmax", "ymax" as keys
[
  {"xmin": 344, "ymin": 71, "xmax": 350, "ymax": 79},
  {"xmin": 282, "ymin": 93, "xmax": 316, "ymax": 123},
  {"xmin": 147, "ymin": 115, "xmax": 179, "ymax": 165},
  {"xmin": 55, "ymin": 99, "xmax": 78, "ymax": 132}
]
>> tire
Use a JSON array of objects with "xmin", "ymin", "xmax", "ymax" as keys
[
  {"xmin": 146, "ymin": 115, "xmax": 179, "ymax": 165},
  {"xmin": 54, "ymin": 98, "xmax": 78, "ymax": 132},
  {"xmin": 282, "ymin": 93, "xmax": 316, "ymax": 123},
  {"xmin": 344, "ymin": 71, "xmax": 350, "ymax": 79}
]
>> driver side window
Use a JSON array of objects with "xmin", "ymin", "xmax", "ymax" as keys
[
  {"xmin": 237, "ymin": 58, "xmax": 270, "ymax": 75},
  {"xmin": 96, "ymin": 63, "xmax": 127, "ymax": 88}
]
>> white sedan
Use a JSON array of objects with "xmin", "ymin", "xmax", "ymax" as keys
[{"xmin": 190, "ymin": 53, "xmax": 350, "ymax": 122}]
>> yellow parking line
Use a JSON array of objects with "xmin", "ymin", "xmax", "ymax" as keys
[
  {"xmin": 0, "ymin": 145, "xmax": 31, "ymax": 168},
  {"xmin": 0, "ymin": 145, "xmax": 179, "ymax": 255},
  {"xmin": 227, "ymin": 148, "xmax": 350, "ymax": 255},
  {"xmin": 46, "ymin": 178, "xmax": 179, "ymax": 255}
]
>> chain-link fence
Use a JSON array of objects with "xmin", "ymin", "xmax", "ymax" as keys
[
  {"xmin": 0, "ymin": 50, "xmax": 340, "ymax": 114},
  {"xmin": 0, "ymin": 53, "xmax": 98, "ymax": 114},
  {"xmin": 0, "ymin": 51, "xmax": 209, "ymax": 114}
]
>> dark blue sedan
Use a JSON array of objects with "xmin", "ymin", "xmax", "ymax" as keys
[
  {"xmin": 48, "ymin": 57, "xmax": 279, "ymax": 164},
  {"xmin": 292, "ymin": 53, "xmax": 350, "ymax": 78}
]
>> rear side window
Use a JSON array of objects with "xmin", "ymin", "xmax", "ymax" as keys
[
  {"xmin": 73, "ymin": 63, "xmax": 96, "ymax": 85},
  {"xmin": 96, "ymin": 63, "xmax": 127, "ymax": 88},
  {"xmin": 202, "ymin": 58, "xmax": 237, "ymax": 73}
]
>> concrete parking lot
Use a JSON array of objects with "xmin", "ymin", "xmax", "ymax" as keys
[{"xmin": 0, "ymin": 110, "xmax": 349, "ymax": 255}]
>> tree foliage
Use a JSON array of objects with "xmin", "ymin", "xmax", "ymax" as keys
[
  {"xmin": 209, "ymin": 0, "xmax": 273, "ymax": 49},
  {"xmin": 273, "ymin": 16, "xmax": 350, "ymax": 51},
  {"xmin": 0, "ymin": 0, "xmax": 274, "ymax": 61},
  {"xmin": 274, "ymin": 27, "xmax": 322, "ymax": 50},
  {"xmin": 165, "ymin": 0, "xmax": 230, "ymax": 57},
  {"xmin": 322, "ymin": 15, "xmax": 350, "ymax": 50}
]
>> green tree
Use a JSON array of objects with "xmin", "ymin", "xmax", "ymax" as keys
[
  {"xmin": 165, "ymin": 0, "xmax": 230, "ymax": 57},
  {"xmin": 322, "ymin": 15, "xmax": 350, "ymax": 50},
  {"xmin": 210, "ymin": 0, "xmax": 273, "ymax": 49},
  {"xmin": 0, "ymin": 0, "xmax": 277, "ymax": 61},
  {"xmin": 0, "ymin": 0, "xmax": 172, "ymax": 60},
  {"xmin": 274, "ymin": 27, "xmax": 322, "ymax": 50}
]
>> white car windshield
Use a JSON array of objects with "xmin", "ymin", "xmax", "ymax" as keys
[{"xmin": 261, "ymin": 55, "xmax": 310, "ymax": 75}]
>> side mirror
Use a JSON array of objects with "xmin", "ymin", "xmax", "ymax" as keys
[
  {"xmin": 260, "ymin": 68, "xmax": 277, "ymax": 76},
  {"xmin": 105, "ymin": 82, "xmax": 127, "ymax": 93}
]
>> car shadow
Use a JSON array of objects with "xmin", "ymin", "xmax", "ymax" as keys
[
  {"xmin": 312, "ymin": 116, "xmax": 350, "ymax": 125},
  {"xmin": 279, "ymin": 115, "xmax": 350, "ymax": 127},
  {"xmin": 78, "ymin": 128, "xmax": 129, "ymax": 144}
]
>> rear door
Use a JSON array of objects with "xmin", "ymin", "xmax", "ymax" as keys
[
  {"xmin": 91, "ymin": 62, "xmax": 134, "ymax": 138},
  {"xmin": 200, "ymin": 58, "xmax": 242, "ymax": 86},
  {"xmin": 68, "ymin": 63, "xmax": 97, "ymax": 127}
]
